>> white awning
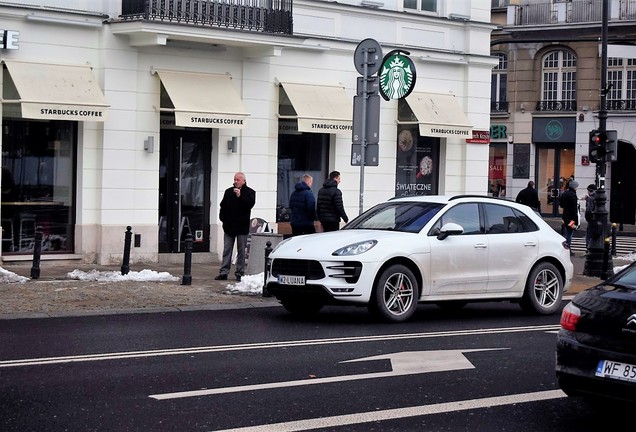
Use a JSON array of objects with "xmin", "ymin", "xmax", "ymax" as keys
[
  {"xmin": 279, "ymin": 81, "xmax": 352, "ymax": 134},
  {"xmin": 154, "ymin": 70, "xmax": 249, "ymax": 129},
  {"xmin": 404, "ymin": 92, "xmax": 472, "ymax": 139},
  {"xmin": 2, "ymin": 60, "xmax": 109, "ymax": 121}
]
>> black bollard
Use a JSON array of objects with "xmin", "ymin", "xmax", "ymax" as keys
[
  {"xmin": 121, "ymin": 226, "xmax": 132, "ymax": 275},
  {"xmin": 182, "ymin": 233, "xmax": 193, "ymax": 286},
  {"xmin": 601, "ymin": 237, "xmax": 611, "ymax": 280},
  {"xmin": 30, "ymin": 226, "xmax": 44, "ymax": 279},
  {"xmin": 263, "ymin": 240, "xmax": 273, "ymax": 297},
  {"xmin": 611, "ymin": 223, "xmax": 617, "ymax": 256}
]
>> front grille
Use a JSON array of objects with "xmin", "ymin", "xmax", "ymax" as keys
[{"xmin": 271, "ymin": 259, "xmax": 325, "ymax": 279}]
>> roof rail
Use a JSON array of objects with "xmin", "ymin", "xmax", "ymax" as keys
[{"xmin": 448, "ymin": 194, "xmax": 509, "ymax": 201}]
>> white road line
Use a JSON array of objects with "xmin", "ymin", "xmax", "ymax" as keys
[
  {"xmin": 0, "ymin": 324, "xmax": 560, "ymax": 368},
  {"xmin": 212, "ymin": 390, "xmax": 567, "ymax": 432}
]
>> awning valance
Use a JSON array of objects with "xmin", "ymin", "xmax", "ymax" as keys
[
  {"xmin": 2, "ymin": 60, "xmax": 109, "ymax": 121},
  {"xmin": 403, "ymin": 92, "xmax": 472, "ymax": 139},
  {"xmin": 279, "ymin": 81, "xmax": 352, "ymax": 134},
  {"xmin": 154, "ymin": 70, "xmax": 249, "ymax": 129}
]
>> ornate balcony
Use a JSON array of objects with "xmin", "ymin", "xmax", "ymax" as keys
[
  {"xmin": 607, "ymin": 99, "xmax": 636, "ymax": 111},
  {"xmin": 491, "ymin": 101, "xmax": 509, "ymax": 113},
  {"xmin": 535, "ymin": 100, "xmax": 577, "ymax": 112},
  {"xmin": 120, "ymin": 0, "xmax": 293, "ymax": 35}
]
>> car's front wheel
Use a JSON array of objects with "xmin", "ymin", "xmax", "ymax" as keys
[
  {"xmin": 520, "ymin": 262, "xmax": 563, "ymax": 315},
  {"xmin": 369, "ymin": 264, "xmax": 419, "ymax": 323}
]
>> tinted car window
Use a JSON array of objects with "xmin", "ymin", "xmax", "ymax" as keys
[
  {"xmin": 429, "ymin": 203, "xmax": 481, "ymax": 235},
  {"xmin": 345, "ymin": 202, "xmax": 443, "ymax": 233},
  {"xmin": 484, "ymin": 203, "xmax": 520, "ymax": 234}
]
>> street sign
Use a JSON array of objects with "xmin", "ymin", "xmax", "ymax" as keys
[
  {"xmin": 353, "ymin": 38, "xmax": 383, "ymax": 76},
  {"xmin": 356, "ymin": 76, "xmax": 379, "ymax": 96},
  {"xmin": 351, "ymin": 143, "xmax": 378, "ymax": 166},
  {"xmin": 352, "ymin": 94, "xmax": 380, "ymax": 145}
]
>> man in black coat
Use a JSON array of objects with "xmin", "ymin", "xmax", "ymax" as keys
[
  {"xmin": 216, "ymin": 172, "xmax": 256, "ymax": 281},
  {"xmin": 317, "ymin": 170, "xmax": 348, "ymax": 232},
  {"xmin": 515, "ymin": 180, "xmax": 541, "ymax": 212},
  {"xmin": 289, "ymin": 174, "xmax": 317, "ymax": 236},
  {"xmin": 559, "ymin": 179, "xmax": 579, "ymax": 256}
]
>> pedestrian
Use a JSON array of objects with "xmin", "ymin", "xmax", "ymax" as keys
[
  {"xmin": 583, "ymin": 183, "xmax": 596, "ymax": 249},
  {"xmin": 289, "ymin": 174, "xmax": 317, "ymax": 236},
  {"xmin": 317, "ymin": 170, "xmax": 349, "ymax": 232},
  {"xmin": 215, "ymin": 172, "xmax": 256, "ymax": 282},
  {"xmin": 515, "ymin": 180, "xmax": 541, "ymax": 212},
  {"xmin": 559, "ymin": 179, "xmax": 579, "ymax": 256}
]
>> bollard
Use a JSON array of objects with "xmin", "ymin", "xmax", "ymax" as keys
[
  {"xmin": 182, "ymin": 233, "xmax": 193, "ymax": 286},
  {"xmin": 121, "ymin": 226, "xmax": 132, "ymax": 275},
  {"xmin": 611, "ymin": 223, "xmax": 617, "ymax": 256},
  {"xmin": 601, "ymin": 237, "xmax": 610, "ymax": 280},
  {"xmin": 263, "ymin": 240, "xmax": 273, "ymax": 297},
  {"xmin": 30, "ymin": 226, "xmax": 44, "ymax": 279}
]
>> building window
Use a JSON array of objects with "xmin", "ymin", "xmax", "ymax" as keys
[
  {"xmin": 540, "ymin": 50, "xmax": 576, "ymax": 111},
  {"xmin": 607, "ymin": 57, "xmax": 636, "ymax": 110},
  {"xmin": 404, "ymin": 0, "xmax": 436, "ymax": 13},
  {"xmin": 491, "ymin": 53, "xmax": 508, "ymax": 112}
]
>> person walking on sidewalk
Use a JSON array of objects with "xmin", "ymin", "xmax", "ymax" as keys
[
  {"xmin": 515, "ymin": 180, "xmax": 541, "ymax": 212},
  {"xmin": 559, "ymin": 179, "xmax": 579, "ymax": 256},
  {"xmin": 583, "ymin": 183, "xmax": 597, "ymax": 250},
  {"xmin": 216, "ymin": 172, "xmax": 256, "ymax": 282},
  {"xmin": 317, "ymin": 170, "xmax": 348, "ymax": 232},
  {"xmin": 289, "ymin": 174, "xmax": 317, "ymax": 236}
]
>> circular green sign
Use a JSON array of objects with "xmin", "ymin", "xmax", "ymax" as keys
[{"xmin": 379, "ymin": 50, "xmax": 416, "ymax": 101}]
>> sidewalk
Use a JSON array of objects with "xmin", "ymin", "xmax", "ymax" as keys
[{"xmin": 0, "ymin": 252, "xmax": 617, "ymax": 320}]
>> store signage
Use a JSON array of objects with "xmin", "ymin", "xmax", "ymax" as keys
[
  {"xmin": 532, "ymin": 117, "xmax": 575, "ymax": 143},
  {"xmin": 466, "ymin": 130, "xmax": 490, "ymax": 144},
  {"xmin": 379, "ymin": 50, "xmax": 416, "ymax": 101},
  {"xmin": 490, "ymin": 124, "xmax": 508, "ymax": 140},
  {"xmin": 1, "ymin": 30, "xmax": 19, "ymax": 49}
]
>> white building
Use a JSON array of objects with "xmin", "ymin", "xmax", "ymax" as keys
[{"xmin": 0, "ymin": 0, "xmax": 495, "ymax": 265}]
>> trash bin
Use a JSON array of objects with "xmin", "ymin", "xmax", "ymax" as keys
[{"xmin": 246, "ymin": 232, "xmax": 283, "ymax": 275}]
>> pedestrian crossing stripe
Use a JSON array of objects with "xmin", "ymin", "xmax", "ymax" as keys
[{"xmin": 569, "ymin": 237, "xmax": 636, "ymax": 256}]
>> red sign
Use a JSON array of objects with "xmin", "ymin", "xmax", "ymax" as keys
[{"xmin": 466, "ymin": 130, "xmax": 490, "ymax": 144}]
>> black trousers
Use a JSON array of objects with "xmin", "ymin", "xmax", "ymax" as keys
[
  {"xmin": 320, "ymin": 221, "xmax": 340, "ymax": 232},
  {"xmin": 291, "ymin": 224, "xmax": 316, "ymax": 236}
]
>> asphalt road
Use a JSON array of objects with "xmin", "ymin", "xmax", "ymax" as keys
[{"xmin": 0, "ymin": 302, "xmax": 626, "ymax": 431}]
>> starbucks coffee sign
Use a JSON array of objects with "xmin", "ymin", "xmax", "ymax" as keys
[{"xmin": 379, "ymin": 50, "xmax": 416, "ymax": 101}]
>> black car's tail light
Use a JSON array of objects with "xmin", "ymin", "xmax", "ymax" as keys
[{"xmin": 560, "ymin": 302, "xmax": 581, "ymax": 331}]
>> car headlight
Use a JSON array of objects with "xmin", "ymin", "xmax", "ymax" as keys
[{"xmin": 332, "ymin": 240, "xmax": 377, "ymax": 256}]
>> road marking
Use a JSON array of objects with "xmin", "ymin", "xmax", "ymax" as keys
[
  {"xmin": 212, "ymin": 390, "xmax": 567, "ymax": 431},
  {"xmin": 0, "ymin": 324, "xmax": 558, "ymax": 368},
  {"xmin": 149, "ymin": 348, "xmax": 506, "ymax": 400}
]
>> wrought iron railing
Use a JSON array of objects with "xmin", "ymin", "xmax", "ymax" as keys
[
  {"xmin": 607, "ymin": 99, "xmax": 636, "ymax": 111},
  {"xmin": 491, "ymin": 101, "xmax": 509, "ymax": 113},
  {"xmin": 535, "ymin": 100, "xmax": 577, "ymax": 112},
  {"xmin": 515, "ymin": 0, "xmax": 636, "ymax": 25},
  {"xmin": 120, "ymin": 0, "xmax": 293, "ymax": 34}
]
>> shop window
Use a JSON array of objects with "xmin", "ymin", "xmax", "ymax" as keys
[
  {"xmin": 1, "ymin": 120, "xmax": 76, "ymax": 254},
  {"xmin": 489, "ymin": 143, "xmax": 507, "ymax": 197},
  {"xmin": 395, "ymin": 124, "xmax": 440, "ymax": 197}
]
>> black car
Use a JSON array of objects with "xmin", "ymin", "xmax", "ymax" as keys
[{"xmin": 556, "ymin": 261, "xmax": 636, "ymax": 406}]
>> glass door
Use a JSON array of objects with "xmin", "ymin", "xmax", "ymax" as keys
[
  {"xmin": 536, "ymin": 146, "xmax": 575, "ymax": 217},
  {"xmin": 159, "ymin": 129, "xmax": 211, "ymax": 253}
]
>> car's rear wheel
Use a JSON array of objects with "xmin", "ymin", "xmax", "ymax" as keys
[
  {"xmin": 369, "ymin": 264, "xmax": 419, "ymax": 323},
  {"xmin": 281, "ymin": 299, "xmax": 324, "ymax": 316},
  {"xmin": 520, "ymin": 262, "xmax": 563, "ymax": 315}
]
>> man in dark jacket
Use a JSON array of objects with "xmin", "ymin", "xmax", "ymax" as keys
[
  {"xmin": 216, "ymin": 172, "xmax": 256, "ymax": 281},
  {"xmin": 289, "ymin": 174, "xmax": 317, "ymax": 236},
  {"xmin": 559, "ymin": 179, "xmax": 579, "ymax": 256},
  {"xmin": 515, "ymin": 180, "xmax": 541, "ymax": 212},
  {"xmin": 317, "ymin": 170, "xmax": 348, "ymax": 232}
]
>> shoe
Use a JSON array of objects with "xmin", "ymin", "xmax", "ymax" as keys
[
  {"xmin": 214, "ymin": 274, "xmax": 228, "ymax": 280},
  {"xmin": 236, "ymin": 275, "xmax": 242, "ymax": 282}
]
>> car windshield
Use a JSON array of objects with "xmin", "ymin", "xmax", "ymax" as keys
[{"xmin": 343, "ymin": 201, "xmax": 444, "ymax": 233}]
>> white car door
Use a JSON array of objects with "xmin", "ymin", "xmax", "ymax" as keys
[
  {"xmin": 483, "ymin": 203, "xmax": 539, "ymax": 293},
  {"xmin": 428, "ymin": 203, "xmax": 489, "ymax": 296}
]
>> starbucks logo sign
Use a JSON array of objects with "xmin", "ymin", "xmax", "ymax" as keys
[{"xmin": 379, "ymin": 50, "xmax": 416, "ymax": 101}]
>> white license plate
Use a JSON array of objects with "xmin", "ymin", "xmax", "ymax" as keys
[
  {"xmin": 595, "ymin": 359, "xmax": 636, "ymax": 383},
  {"xmin": 278, "ymin": 275, "xmax": 305, "ymax": 286}
]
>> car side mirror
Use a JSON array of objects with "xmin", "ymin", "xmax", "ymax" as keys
[{"xmin": 437, "ymin": 222, "xmax": 464, "ymax": 240}]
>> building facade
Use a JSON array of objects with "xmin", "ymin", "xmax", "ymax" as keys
[
  {"xmin": 491, "ymin": 0, "xmax": 636, "ymax": 226},
  {"xmin": 0, "ymin": 0, "xmax": 495, "ymax": 265}
]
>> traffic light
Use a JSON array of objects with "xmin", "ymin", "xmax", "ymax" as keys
[{"xmin": 589, "ymin": 129, "xmax": 607, "ymax": 163}]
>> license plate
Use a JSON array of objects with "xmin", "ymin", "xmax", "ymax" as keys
[
  {"xmin": 595, "ymin": 359, "xmax": 636, "ymax": 383},
  {"xmin": 278, "ymin": 275, "xmax": 305, "ymax": 286}
]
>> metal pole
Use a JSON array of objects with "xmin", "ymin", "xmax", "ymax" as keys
[
  {"xmin": 181, "ymin": 233, "xmax": 192, "ymax": 285},
  {"xmin": 584, "ymin": 0, "xmax": 613, "ymax": 278},
  {"xmin": 263, "ymin": 240, "xmax": 273, "ymax": 297},
  {"xmin": 30, "ymin": 226, "xmax": 43, "ymax": 279},
  {"xmin": 121, "ymin": 226, "xmax": 132, "ymax": 275},
  {"xmin": 359, "ymin": 49, "xmax": 369, "ymax": 215}
]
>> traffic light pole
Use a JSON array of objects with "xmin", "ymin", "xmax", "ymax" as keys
[{"xmin": 584, "ymin": 0, "xmax": 613, "ymax": 278}]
